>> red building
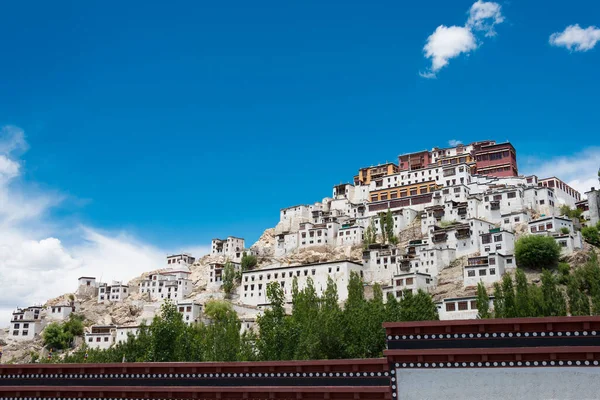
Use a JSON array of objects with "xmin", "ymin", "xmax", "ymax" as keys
[
  {"xmin": 473, "ymin": 142, "xmax": 518, "ymax": 177},
  {"xmin": 398, "ymin": 150, "xmax": 432, "ymax": 171}
]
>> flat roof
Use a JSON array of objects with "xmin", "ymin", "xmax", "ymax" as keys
[
  {"xmin": 529, "ymin": 215, "xmax": 572, "ymax": 223},
  {"xmin": 242, "ymin": 259, "xmax": 363, "ymax": 274},
  {"xmin": 78, "ymin": 276, "xmax": 96, "ymax": 280}
]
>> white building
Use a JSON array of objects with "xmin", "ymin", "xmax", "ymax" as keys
[
  {"xmin": 85, "ymin": 325, "xmax": 116, "ymax": 350},
  {"xmin": 389, "ymin": 272, "xmax": 435, "ymax": 298},
  {"xmin": 98, "ymin": 281, "xmax": 129, "ymax": 303},
  {"xmin": 539, "ymin": 177, "xmax": 582, "ymax": 207},
  {"xmin": 167, "ymin": 253, "xmax": 195, "ymax": 267},
  {"xmin": 77, "ymin": 276, "xmax": 98, "ymax": 297},
  {"xmin": 115, "ymin": 325, "xmax": 141, "ymax": 345},
  {"xmin": 528, "ymin": 215, "xmax": 583, "ymax": 254},
  {"xmin": 336, "ymin": 225, "xmax": 364, "ymax": 247},
  {"xmin": 241, "ymin": 260, "xmax": 364, "ymax": 307},
  {"xmin": 211, "ymin": 236, "xmax": 245, "ymax": 263},
  {"xmin": 529, "ymin": 215, "xmax": 574, "ymax": 235},
  {"xmin": 139, "ymin": 268, "xmax": 192, "ymax": 301},
  {"xmin": 585, "ymin": 187, "xmax": 600, "ymax": 227},
  {"xmin": 240, "ymin": 317, "xmax": 257, "ymax": 335},
  {"xmin": 9, "ymin": 306, "xmax": 44, "ymax": 341},
  {"xmin": 208, "ymin": 261, "xmax": 241, "ymax": 285},
  {"xmin": 463, "ymin": 253, "xmax": 513, "ymax": 287},
  {"xmin": 177, "ymin": 301, "xmax": 202, "ymax": 325},
  {"xmin": 436, "ymin": 296, "xmax": 494, "ymax": 320},
  {"xmin": 47, "ymin": 304, "xmax": 74, "ymax": 321}
]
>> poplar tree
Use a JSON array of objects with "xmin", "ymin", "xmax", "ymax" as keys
[
  {"xmin": 515, "ymin": 269, "xmax": 532, "ymax": 317},
  {"xmin": 385, "ymin": 209, "xmax": 397, "ymax": 244},
  {"xmin": 501, "ymin": 274, "xmax": 517, "ymax": 318},
  {"xmin": 567, "ymin": 275, "xmax": 591, "ymax": 316},
  {"xmin": 541, "ymin": 270, "xmax": 567, "ymax": 316},
  {"xmin": 476, "ymin": 283, "xmax": 491, "ymax": 319}
]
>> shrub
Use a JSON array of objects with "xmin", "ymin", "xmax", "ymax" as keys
[
  {"xmin": 241, "ymin": 252, "xmax": 258, "ymax": 271},
  {"xmin": 560, "ymin": 227, "xmax": 570, "ymax": 235},
  {"xmin": 582, "ymin": 226, "xmax": 600, "ymax": 247},
  {"xmin": 515, "ymin": 235, "xmax": 561, "ymax": 270}
]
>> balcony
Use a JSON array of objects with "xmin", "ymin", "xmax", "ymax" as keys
[
  {"xmin": 399, "ymin": 260, "xmax": 411, "ymax": 272},
  {"xmin": 455, "ymin": 229, "xmax": 471, "ymax": 240},
  {"xmin": 490, "ymin": 201, "xmax": 500, "ymax": 211},
  {"xmin": 468, "ymin": 256, "xmax": 488, "ymax": 266},
  {"xmin": 432, "ymin": 233, "xmax": 448, "ymax": 243}
]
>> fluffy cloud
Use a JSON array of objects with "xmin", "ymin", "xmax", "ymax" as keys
[
  {"xmin": 448, "ymin": 139, "xmax": 463, "ymax": 147},
  {"xmin": 522, "ymin": 147, "xmax": 600, "ymax": 197},
  {"xmin": 420, "ymin": 1, "xmax": 504, "ymax": 78},
  {"xmin": 0, "ymin": 126, "xmax": 207, "ymax": 323},
  {"xmin": 467, "ymin": 0, "xmax": 504, "ymax": 37},
  {"xmin": 421, "ymin": 26, "xmax": 477, "ymax": 76},
  {"xmin": 549, "ymin": 24, "xmax": 600, "ymax": 52}
]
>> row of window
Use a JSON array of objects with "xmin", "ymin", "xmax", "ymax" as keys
[
  {"xmin": 88, "ymin": 336, "xmax": 110, "ymax": 342},
  {"xmin": 12, "ymin": 330, "xmax": 29, "ymax": 336},
  {"xmin": 466, "ymin": 268, "xmax": 496, "ymax": 277},
  {"xmin": 445, "ymin": 300, "xmax": 478, "ymax": 312}
]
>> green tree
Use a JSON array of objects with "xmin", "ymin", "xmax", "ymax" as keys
[
  {"xmin": 541, "ymin": 270, "xmax": 567, "ymax": 316},
  {"xmin": 515, "ymin": 235, "xmax": 561, "ymax": 270},
  {"xmin": 202, "ymin": 300, "xmax": 242, "ymax": 361},
  {"xmin": 476, "ymin": 283, "xmax": 491, "ymax": 319},
  {"xmin": 399, "ymin": 290, "xmax": 439, "ymax": 321},
  {"xmin": 501, "ymin": 274, "xmax": 517, "ymax": 318},
  {"xmin": 319, "ymin": 277, "xmax": 345, "ymax": 359},
  {"xmin": 256, "ymin": 282, "xmax": 291, "ymax": 360},
  {"xmin": 582, "ymin": 226, "xmax": 600, "ymax": 247},
  {"xmin": 221, "ymin": 261, "xmax": 236, "ymax": 297},
  {"xmin": 559, "ymin": 205, "xmax": 583, "ymax": 220},
  {"xmin": 291, "ymin": 277, "xmax": 321, "ymax": 359},
  {"xmin": 42, "ymin": 322, "xmax": 73, "ymax": 350},
  {"xmin": 384, "ymin": 209, "xmax": 397, "ymax": 245},
  {"xmin": 528, "ymin": 284, "xmax": 546, "ymax": 317},
  {"xmin": 241, "ymin": 252, "xmax": 258, "ymax": 271},
  {"xmin": 492, "ymin": 282, "xmax": 505, "ymax": 318},
  {"xmin": 378, "ymin": 213, "xmax": 387, "ymax": 244},
  {"xmin": 149, "ymin": 300, "xmax": 187, "ymax": 362},
  {"xmin": 385, "ymin": 292, "xmax": 402, "ymax": 322},
  {"xmin": 514, "ymin": 269, "xmax": 532, "ymax": 317},
  {"xmin": 363, "ymin": 219, "xmax": 377, "ymax": 248},
  {"xmin": 342, "ymin": 271, "xmax": 369, "ymax": 358},
  {"xmin": 567, "ymin": 275, "xmax": 591, "ymax": 316}
]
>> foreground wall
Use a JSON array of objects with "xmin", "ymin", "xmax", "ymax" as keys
[
  {"xmin": 384, "ymin": 316, "xmax": 600, "ymax": 400},
  {"xmin": 1, "ymin": 316, "xmax": 600, "ymax": 399}
]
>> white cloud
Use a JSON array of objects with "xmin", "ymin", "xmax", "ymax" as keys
[
  {"xmin": 420, "ymin": 1, "xmax": 503, "ymax": 77},
  {"xmin": 522, "ymin": 147, "xmax": 600, "ymax": 197},
  {"xmin": 421, "ymin": 25, "xmax": 478, "ymax": 76},
  {"xmin": 0, "ymin": 126, "xmax": 209, "ymax": 324},
  {"xmin": 467, "ymin": 0, "xmax": 504, "ymax": 37},
  {"xmin": 448, "ymin": 139, "xmax": 463, "ymax": 147},
  {"xmin": 549, "ymin": 24, "xmax": 600, "ymax": 52}
]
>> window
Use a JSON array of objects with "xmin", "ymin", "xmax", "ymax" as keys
[
  {"xmin": 186, "ymin": 306, "xmax": 192, "ymax": 312},
  {"xmin": 96, "ymin": 337, "xmax": 101, "ymax": 342},
  {"xmin": 470, "ymin": 301, "xmax": 478, "ymax": 310},
  {"xmin": 14, "ymin": 323, "xmax": 19, "ymax": 329},
  {"xmin": 546, "ymin": 223, "xmax": 553, "ymax": 230},
  {"xmin": 489, "ymin": 258, "xmax": 496, "ymax": 265},
  {"xmin": 88, "ymin": 337, "xmax": 93, "ymax": 342},
  {"xmin": 479, "ymin": 269, "xmax": 487, "ymax": 276},
  {"xmin": 490, "ymin": 268, "xmax": 496, "ymax": 275},
  {"xmin": 396, "ymin": 279, "xmax": 404, "ymax": 286},
  {"xmin": 540, "ymin": 200, "xmax": 545, "ymax": 205},
  {"xmin": 406, "ymin": 278, "xmax": 414, "ymax": 285},
  {"xmin": 445, "ymin": 302, "xmax": 456, "ymax": 312},
  {"xmin": 104, "ymin": 337, "xmax": 109, "ymax": 342},
  {"xmin": 494, "ymin": 234, "xmax": 502, "ymax": 242},
  {"xmin": 458, "ymin": 301, "xmax": 469, "ymax": 311},
  {"xmin": 507, "ymin": 258, "xmax": 513, "ymax": 264},
  {"xmin": 468, "ymin": 270, "xmax": 476, "ymax": 277},
  {"xmin": 507, "ymin": 192, "xmax": 516, "ymax": 199}
]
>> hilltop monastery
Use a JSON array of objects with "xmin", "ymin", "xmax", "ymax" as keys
[{"xmin": 7, "ymin": 139, "xmax": 600, "ymax": 350}]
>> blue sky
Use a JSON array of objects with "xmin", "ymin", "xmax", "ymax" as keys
[{"xmin": 0, "ymin": 1, "xmax": 599, "ymax": 315}]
